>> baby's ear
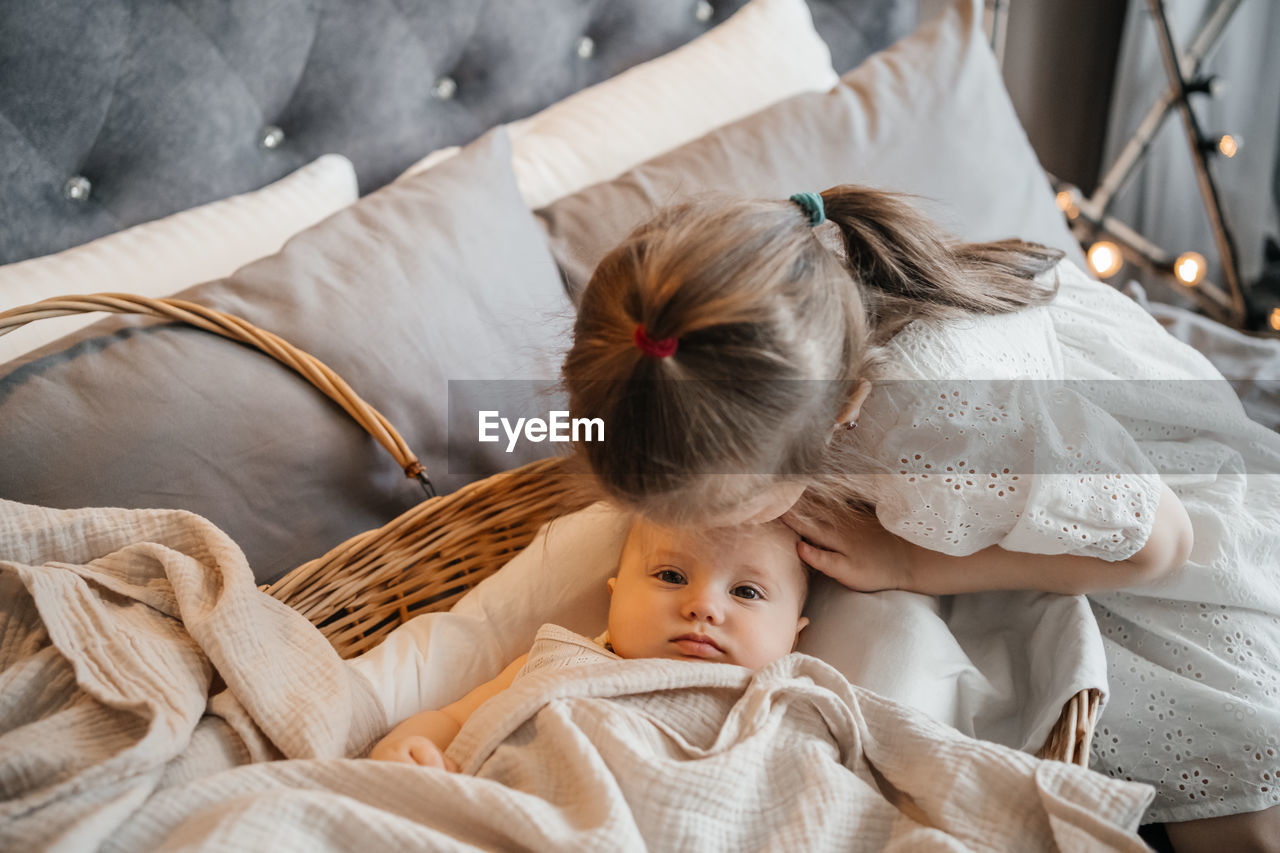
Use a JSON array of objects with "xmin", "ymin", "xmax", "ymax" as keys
[
  {"xmin": 607, "ymin": 577, "xmax": 616, "ymax": 595},
  {"xmin": 792, "ymin": 616, "xmax": 810, "ymax": 649}
]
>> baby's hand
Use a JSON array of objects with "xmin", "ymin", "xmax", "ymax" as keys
[
  {"xmin": 369, "ymin": 734, "xmax": 459, "ymax": 772},
  {"xmin": 783, "ymin": 510, "xmax": 920, "ymax": 593}
]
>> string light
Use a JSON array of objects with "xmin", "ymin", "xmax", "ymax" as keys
[
  {"xmin": 1173, "ymin": 251, "xmax": 1207, "ymax": 286},
  {"xmin": 1201, "ymin": 133, "xmax": 1240, "ymax": 158},
  {"xmin": 1087, "ymin": 241, "xmax": 1124, "ymax": 279},
  {"xmin": 1270, "ymin": 308, "xmax": 1280, "ymax": 332},
  {"xmin": 1055, "ymin": 186, "xmax": 1081, "ymax": 220}
]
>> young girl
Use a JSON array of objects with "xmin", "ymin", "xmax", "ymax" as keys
[
  {"xmin": 369, "ymin": 516, "xmax": 810, "ymax": 769},
  {"xmin": 561, "ymin": 186, "xmax": 1280, "ymax": 852}
]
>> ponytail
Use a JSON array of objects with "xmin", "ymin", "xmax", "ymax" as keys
[{"xmin": 819, "ymin": 186, "xmax": 1063, "ymax": 341}]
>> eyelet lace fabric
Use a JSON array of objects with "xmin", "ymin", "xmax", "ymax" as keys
[
  {"xmin": 517, "ymin": 624, "xmax": 618, "ymax": 680},
  {"xmin": 853, "ymin": 260, "xmax": 1280, "ymax": 822}
]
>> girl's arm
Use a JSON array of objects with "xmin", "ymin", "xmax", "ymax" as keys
[
  {"xmin": 789, "ymin": 482, "xmax": 1194, "ymax": 596},
  {"xmin": 369, "ymin": 653, "xmax": 529, "ymax": 768}
]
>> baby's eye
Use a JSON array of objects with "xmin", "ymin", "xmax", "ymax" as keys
[
  {"xmin": 656, "ymin": 569, "xmax": 685, "ymax": 584},
  {"xmin": 732, "ymin": 585, "xmax": 763, "ymax": 600}
]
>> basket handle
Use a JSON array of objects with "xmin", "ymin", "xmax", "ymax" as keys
[{"xmin": 0, "ymin": 293, "xmax": 436, "ymax": 497}]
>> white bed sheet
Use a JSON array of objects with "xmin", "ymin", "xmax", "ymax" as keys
[{"xmin": 1123, "ymin": 281, "xmax": 1280, "ymax": 432}]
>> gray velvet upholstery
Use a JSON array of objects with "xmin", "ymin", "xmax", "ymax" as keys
[{"xmin": 0, "ymin": 0, "xmax": 914, "ymax": 264}]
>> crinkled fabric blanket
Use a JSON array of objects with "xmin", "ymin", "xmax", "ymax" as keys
[
  {"xmin": 1, "ymin": 501, "xmax": 1154, "ymax": 851},
  {"xmin": 0, "ymin": 501, "xmax": 386, "ymax": 850}
]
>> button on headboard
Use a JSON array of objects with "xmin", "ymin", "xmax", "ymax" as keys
[{"xmin": 0, "ymin": 0, "xmax": 914, "ymax": 264}]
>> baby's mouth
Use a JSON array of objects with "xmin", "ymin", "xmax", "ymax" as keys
[{"xmin": 671, "ymin": 633, "xmax": 724, "ymax": 657}]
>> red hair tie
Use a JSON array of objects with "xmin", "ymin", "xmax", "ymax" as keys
[{"xmin": 633, "ymin": 324, "xmax": 678, "ymax": 359}]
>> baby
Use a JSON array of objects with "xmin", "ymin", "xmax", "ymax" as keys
[{"xmin": 369, "ymin": 515, "xmax": 810, "ymax": 769}]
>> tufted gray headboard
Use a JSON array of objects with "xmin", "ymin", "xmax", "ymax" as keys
[{"xmin": 0, "ymin": 0, "xmax": 915, "ymax": 265}]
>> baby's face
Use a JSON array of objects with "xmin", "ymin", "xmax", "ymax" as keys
[{"xmin": 606, "ymin": 518, "xmax": 809, "ymax": 670}]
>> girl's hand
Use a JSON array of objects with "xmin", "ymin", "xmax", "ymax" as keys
[
  {"xmin": 782, "ymin": 510, "xmax": 922, "ymax": 593},
  {"xmin": 369, "ymin": 733, "xmax": 459, "ymax": 772}
]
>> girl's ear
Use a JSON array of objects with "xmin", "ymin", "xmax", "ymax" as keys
[
  {"xmin": 607, "ymin": 577, "xmax": 617, "ymax": 595},
  {"xmin": 834, "ymin": 379, "xmax": 872, "ymax": 428}
]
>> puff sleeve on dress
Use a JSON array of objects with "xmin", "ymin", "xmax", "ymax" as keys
[{"xmin": 855, "ymin": 295, "xmax": 1162, "ymax": 563}]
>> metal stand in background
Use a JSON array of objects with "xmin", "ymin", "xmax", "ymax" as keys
[{"xmin": 1061, "ymin": 0, "xmax": 1246, "ymax": 328}]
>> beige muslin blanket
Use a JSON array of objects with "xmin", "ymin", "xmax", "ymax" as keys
[
  {"xmin": 0, "ymin": 501, "xmax": 385, "ymax": 850},
  {"xmin": 1, "ymin": 501, "xmax": 1154, "ymax": 851}
]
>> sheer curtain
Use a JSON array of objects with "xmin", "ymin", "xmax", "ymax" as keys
[{"xmin": 1100, "ymin": 0, "xmax": 1280, "ymax": 306}]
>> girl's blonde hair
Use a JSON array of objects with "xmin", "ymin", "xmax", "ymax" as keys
[{"xmin": 563, "ymin": 185, "xmax": 1063, "ymax": 524}]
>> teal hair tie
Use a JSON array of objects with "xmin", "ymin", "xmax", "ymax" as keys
[{"xmin": 789, "ymin": 191, "xmax": 825, "ymax": 226}]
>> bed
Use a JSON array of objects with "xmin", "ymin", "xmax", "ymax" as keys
[{"xmin": 0, "ymin": 0, "xmax": 1197, "ymax": 848}]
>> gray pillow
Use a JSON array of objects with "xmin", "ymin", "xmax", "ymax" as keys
[
  {"xmin": 536, "ymin": 0, "xmax": 1086, "ymax": 301},
  {"xmin": 0, "ymin": 129, "xmax": 573, "ymax": 583}
]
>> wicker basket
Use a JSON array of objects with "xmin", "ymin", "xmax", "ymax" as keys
[{"xmin": 0, "ymin": 293, "xmax": 1100, "ymax": 766}]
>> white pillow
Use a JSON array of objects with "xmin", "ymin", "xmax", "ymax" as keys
[
  {"xmin": 0, "ymin": 154, "xmax": 358, "ymax": 364},
  {"xmin": 395, "ymin": 0, "xmax": 839, "ymax": 209},
  {"xmin": 351, "ymin": 503, "xmax": 629, "ymax": 724}
]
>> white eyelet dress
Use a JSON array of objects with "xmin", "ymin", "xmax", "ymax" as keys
[{"xmin": 851, "ymin": 259, "xmax": 1280, "ymax": 823}]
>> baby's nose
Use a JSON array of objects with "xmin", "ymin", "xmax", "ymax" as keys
[{"xmin": 682, "ymin": 586, "xmax": 724, "ymax": 623}]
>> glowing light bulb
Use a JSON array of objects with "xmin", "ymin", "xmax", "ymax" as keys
[
  {"xmin": 1217, "ymin": 134, "xmax": 1239, "ymax": 158},
  {"xmin": 1270, "ymin": 307, "xmax": 1280, "ymax": 332},
  {"xmin": 1055, "ymin": 187, "xmax": 1081, "ymax": 220},
  {"xmin": 1174, "ymin": 251, "xmax": 1206, "ymax": 286},
  {"xmin": 1087, "ymin": 241, "xmax": 1123, "ymax": 279}
]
